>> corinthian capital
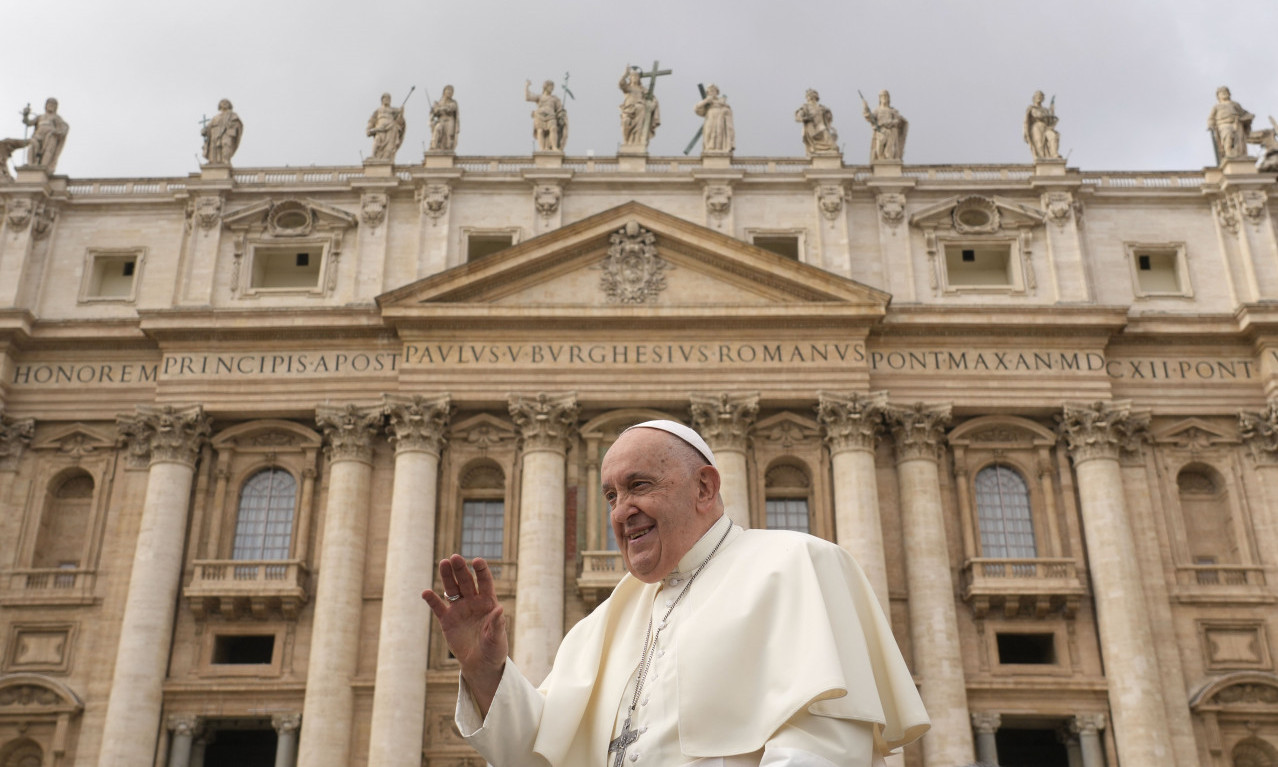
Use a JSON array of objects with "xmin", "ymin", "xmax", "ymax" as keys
[
  {"xmin": 167, "ymin": 714, "xmax": 201, "ymax": 737},
  {"xmin": 384, "ymin": 394, "xmax": 451, "ymax": 455},
  {"xmin": 689, "ymin": 392, "xmax": 759, "ymax": 453},
  {"xmin": 116, "ymin": 405, "xmax": 211, "ymax": 467},
  {"xmin": 1239, "ymin": 400, "xmax": 1278, "ymax": 464},
  {"xmin": 272, "ymin": 712, "xmax": 302, "ymax": 734},
  {"xmin": 316, "ymin": 403, "xmax": 383, "ymax": 463},
  {"xmin": 1058, "ymin": 400, "xmax": 1148, "ymax": 464},
  {"xmin": 0, "ymin": 414, "xmax": 35, "ymax": 469},
  {"xmin": 508, "ymin": 392, "xmax": 579, "ymax": 453},
  {"xmin": 1070, "ymin": 712, "xmax": 1106, "ymax": 736},
  {"xmin": 970, "ymin": 711, "xmax": 1001, "ymax": 734},
  {"xmin": 816, "ymin": 391, "xmax": 887, "ymax": 454},
  {"xmin": 884, "ymin": 402, "xmax": 952, "ymax": 463}
]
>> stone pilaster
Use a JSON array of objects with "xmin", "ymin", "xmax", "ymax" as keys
[
  {"xmin": 99, "ymin": 406, "xmax": 210, "ymax": 767},
  {"xmin": 970, "ymin": 712, "xmax": 1000, "ymax": 766},
  {"xmin": 1239, "ymin": 401, "xmax": 1278, "ymax": 580},
  {"xmin": 1059, "ymin": 401, "xmax": 1171, "ymax": 765},
  {"xmin": 0, "ymin": 414, "xmax": 35, "ymax": 470},
  {"xmin": 296, "ymin": 404, "xmax": 383, "ymax": 767},
  {"xmin": 167, "ymin": 715, "xmax": 201, "ymax": 767},
  {"xmin": 272, "ymin": 713, "xmax": 302, "ymax": 767},
  {"xmin": 368, "ymin": 395, "xmax": 450, "ymax": 767},
  {"xmin": 884, "ymin": 402, "xmax": 974, "ymax": 767},
  {"xmin": 689, "ymin": 392, "xmax": 758, "ymax": 529},
  {"xmin": 1069, "ymin": 713, "xmax": 1107, "ymax": 767},
  {"xmin": 509, "ymin": 392, "xmax": 579, "ymax": 684},
  {"xmin": 816, "ymin": 391, "xmax": 889, "ymax": 608}
]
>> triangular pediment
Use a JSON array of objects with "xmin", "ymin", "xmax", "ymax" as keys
[
  {"xmin": 1152, "ymin": 417, "xmax": 1238, "ymax": 447},
  {"xmin": 910, "ymin": 194, "xmax": 1045, "ymax": 231},
  {"xmin": 222, "ymin": 197, "xmax": 358, "ymax": 233},
  {"xmin": 31, "ymin": 423, "xmax": 113, "ymax": 455},
  {"xmin": 378, "ymin": 202, "xmax": 889, "ymax": 328}
]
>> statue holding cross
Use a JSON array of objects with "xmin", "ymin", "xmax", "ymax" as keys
[{"xmin": 619, "ymin": 61, "xmax": 670, "ymax": 150}]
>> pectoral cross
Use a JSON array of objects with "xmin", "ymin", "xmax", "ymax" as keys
[{"xmin": 608, "ymin": 715, "xmax": 642, "ymax": 767}]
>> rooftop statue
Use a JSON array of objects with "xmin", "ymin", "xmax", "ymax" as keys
[
  {"xmin": 525, "ymin": 79, "xmax": 568, "ymax": 152},
  {"xmin": 1251, "ymin": 116, "xmax": 1278, "ymax": 173},
  {"xmin": 20, "ymin": 98, "xmax": 69, "ymax": 172},
  {"xmin": 430, "ymin": 85, "xmax": 459, "ymax": 152},
  {"xmin": 367, "ymin": 92, "xmax": 407, "ymax": 162},
  {"xmin": 861, "ymin": 89, "xmax": 908, "ymax": 162},
  {"xmin": 619, "ymin": 63, "xmax": 667, "ymax": 149},
  {"xmin": 795, "ymin": 89, "xmax": 839, "ymax": 156},
  {"xmin": 1024, "ymin": 91, "xmax": 1061, "ymax": 160},
  {"xmin": 202, "ymin": 99, "xmax": 243, "ymax": 165},
  {"xmin": 694, "ymin": 85, "xmax": 734, "ymax": 154},
  {"xmin": 0, "ymin": 138, "xmax": 31, "ymax": 182},
  {"xmin": 1208, "ymin": 86, "xmax": 1254, "ymax": 162}
]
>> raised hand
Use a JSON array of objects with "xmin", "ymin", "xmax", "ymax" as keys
[{"xmin": 422, "ymin": 554, "xmax": 508, "ymax": 715}]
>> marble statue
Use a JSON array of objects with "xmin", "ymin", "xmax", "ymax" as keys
[
  {"xmin": 1023, "ymin": 91, "xmax": 1061, "ymax": 160},
  {"xmin": 619, "ymin": 66, "xmax": 660, "ymax": 148},
  {"xmin": 0, "ymin": 138, "xmax": 31, "ymax": 182},
  {"xmin": 862, "ymin": 90, "xmax": 908, "ymax": 162},
  {"xmin": 367, "ymin": 92, "xmax": 406, "ymax": 161},
  {"xmin": 694, "ymin": 85, "xmax": 734, "ymax": 153},
  {"xmin": 20, "ymin": 98, "xmax": 69, "ymax": 172},
  {"xmin": 1208, "ymin": 86, "xmax": 1254, "ymax": 162},
  {"xmin": 795, "ymin": 89, "xmax": 839, "ymax": 155},
  {"xmin": 1252, "ymin": 116, "xmax": 1278, "ymax": 173},
  {"xmin": 202, "ymin": 99, "xmax": 243, "ymax": 165},
  {"xmin": 430, "ymin": 85, "xmax": 459, "ymax": 151},
  {"xmin": 525, "ymin": 79, "xmax": 568, "ymax": 152}
]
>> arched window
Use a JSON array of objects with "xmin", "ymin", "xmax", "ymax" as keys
[
  {"xmin": 459, "ymin": 462, "xmax": 505, "ymax": 560},
  {"xmin": 974, "ymin": 465, "xmax": 1036, "ymax": 558},
  {"xmin": 1234, "ymin": 737, "xmax": 1278, "ymax": 767},
  {"xmin": 33, "ymin": 470, "xmax": 94, "ymax": 569},
  {"xmin": 765, "ymin": 462, "xmax": 811, "ymax": 534},
  {"xmin": 0, "ymin": 738, "xmax": 43, "ymax": 767},
  {"xmin": 1178, "ymin": 464, "xmax": 1238, "ymax": 578},
  {"xmin": 231, "ymin": 469, "xmax": 297, "ymax": 561}
]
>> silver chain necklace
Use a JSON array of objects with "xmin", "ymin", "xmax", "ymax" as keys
[{"xmin": 607, "ymin": 521, "xmax": 732, "ymax": 767}]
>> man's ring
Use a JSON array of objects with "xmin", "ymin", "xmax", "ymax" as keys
[{"xmin": 446, "ymin": 593, "xmax": 462, "ymax": 602}]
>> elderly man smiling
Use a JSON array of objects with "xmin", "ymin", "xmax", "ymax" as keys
[{"xmin": 424, "ymin": 420, "xmax": 928, "ymax": 766}]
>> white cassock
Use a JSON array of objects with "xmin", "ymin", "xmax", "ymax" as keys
[{"xmin": 457, "ymin": 515, "xmax": 930, "ymax": 765}]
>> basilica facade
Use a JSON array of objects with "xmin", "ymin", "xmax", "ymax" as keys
[{"xmin": 1, "ymin": 137, "xmax": 1278, "ymax": 767}]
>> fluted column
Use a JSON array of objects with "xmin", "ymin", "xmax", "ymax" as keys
[
  {"xmin": 166, "ymin": 715, "xmax": 201, "ymax": 767},
  {"xmin": 817, "ymin": 391, "xmax": 889, "ymax": 609},
  {"xmin": 509, "ymin": 392, "xmax": 579, "ymax": 684},
  {"xmin": 1070, "ymin": 713, "xmax": 1106, "ymax": 767},
  {"xmin": 99, "ymin": 405, "xmax": 210, "ymax": 767},
  {"xmin": 367, "ymin": 395, "xmax": 450, "ymax": 767},
  {"xmin": 296, "ymin": 404, "xmax": 383, "ymax": 767},
  {"xmin": 885, "ymin": 402, "xmax": 975, "ymax": 767},
  {"xmin": 971, "ymin": 712, "xmax": 1000, "ymax": 766},
  {"xmin": 1059, "ymin": 401, "xmax": 1170, "ymax": 764},
  {"xmin": 273, "ymin": 713, "xmax": 301, "ymax": 767},
  {"xmin": 690, "ymin": 392, "xmax": 758, "ymax": 528},
  {"xmin": 1240, "ymin": 401, "xmax": 1278, "ymax": 581}
]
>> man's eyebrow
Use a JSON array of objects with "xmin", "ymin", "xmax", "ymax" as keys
[{"xmin": 601, "ymin": 470, "xmax": 651, "ymax": 490}]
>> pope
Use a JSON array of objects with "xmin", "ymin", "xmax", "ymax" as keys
[{"xmin": 423, "ymin": 419, "xmax": 929, "ymax": 765}]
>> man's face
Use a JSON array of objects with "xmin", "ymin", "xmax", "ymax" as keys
[{"xmin": 601, "ymin": 428, "xmax": 715, "ymax": 583}]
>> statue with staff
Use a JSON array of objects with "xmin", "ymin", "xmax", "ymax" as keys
[
  {"xmin": 368, "ymin": 88, "xmax": 413, "ymax": 162},
  {"xmin": 860, "ymin": 89, "xmax": 907, "ymax": 162},
  {"xmin": 202, "ymin": 98, "xmax": 242, "ymax": 165},
  {"xmin": 525, "ymin": 78, "xmax": 569, "ymax": 152},
  {"xmin": 686, "ymin": 83, "xmax": 733, "ymax": 155},
  {"xmin": 1023, "ymin": 91, "xmax": 1061, "ymax": 160},
  {"xmin": 19, "ymin": 97, "xmax": 69, "ymax": 173},
  {"xmin": 620, "ymin": 61, "xmax": 670, "ymax": 150}
]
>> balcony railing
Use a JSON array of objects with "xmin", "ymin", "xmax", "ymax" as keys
[
  {"xmin": 1176, "ymin": 564, "xmax": 1266, "ymax": 587},
  {"xmin": 1, "ymin": 568, "xmax": 97, "ymax": 606},
  {"xmin": 577, "ymin": 551, "xmax": 626, "ymax": 606},
  {"xmin": 961, "ymin": 557, "xmax": 1086, "ymax": 618},
  {"xmin": 185, "ymin": 559, "xmax": 309, "ymax": 619}
]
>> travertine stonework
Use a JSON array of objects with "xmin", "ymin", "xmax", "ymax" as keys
[{"xmin": 1, "ymin": 134, "xmax": 1278, "ymax": 767}]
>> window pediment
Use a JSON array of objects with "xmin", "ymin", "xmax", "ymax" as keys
[
  {"xmin": 0, "ymin": 675, "xmax": 83, "ymax": 717},
  {"xmin": 1191, "ymin": 672, "xmax": 1278, "ymax": 713},
  {"xmin": 909, "ymin": 195, "xmax": 1046, "ymax": 232}
]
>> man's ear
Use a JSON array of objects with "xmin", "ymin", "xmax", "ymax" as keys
[{"xmin": 694, "ymin": 465, "xmax": 721, "ymax": 512}]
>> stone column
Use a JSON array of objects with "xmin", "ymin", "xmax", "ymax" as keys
[
  {"xmin": 296, "ymin": 404, "xmax": 383, "ymax": 767},
  {"xmin": 971, "ymin": 712, "xmax": 1000, "ymax": 766},
  {"xmin": 1059, "ymin": 402, "xmax": 1170, "ymax": 764},
  {"xmin": 509, "ymin": 392, "xmax": 579, "ymax": 684},
  {"xmin": 167, "ymin": 715, "xmax": 200, "ymax": 767},
  {"xmin": 99, "ymin": 406, "xmax": 211, "ymax": 767},
  {"xmin": 1057, "ymin": 726, "xmax": 1083, "ymax": 767},
  {"xmin": 367, "ymin": 395, "xmax": 450, "ymax": 767},
  {"xmin": 1239, "ymin": 402, "xmax": 1278, "ymax": 582},
  {"xmin": 273, "ymin": 713, "xmax": 301, "ymax": 767},
  {"xmin": 816, "ymin": 391, "xmax": 889, "ymax": 609},
  {"xmin": 690, "ymin": 392, "xmax": 759, "ymax": 529},
  {"xmin": 1070, "ymin": 713, "xmax": 1107, "ymax": 767},
  {"xmin": 191, "ymin": 733, "xmax": 209, "ymax": 767},
  {"xmin": 884, "ymin": 402, "xmax": 975, "ymax": 767}
]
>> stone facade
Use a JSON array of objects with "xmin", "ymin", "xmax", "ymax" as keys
[{"xmin": 0, "ymin": 147, "xmax": 1277, "ymax": 767}]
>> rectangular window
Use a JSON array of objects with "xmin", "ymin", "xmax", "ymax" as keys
[
  {"xmin": 765, "ymin": 498, "xmax": 810, "ymax": 534},
  {"xmin": 1127, "ymin": 242, "xmax": 1191, "ymax": 298},
  {"xmin": 461, "ymin": 499, "xmax": 505, "ymax": 560},
  {"xmin": 753, "ymin": 235, "xmax": 801, "ymax": 260},
  {"xmin": 250, "ymin": 246, "xmax": 323, "ymax": 289},
  {"xmin": 996, "ymin": 633, "xmax": 1056, "ymax": 665},
  {"xmin": 467, "ymin": 233, "xmax": 515, "ymax": 262},
  {"xmin": 81, "ymin": 249, "xmax": 143, "ymax": 301},
  {"xmin": 212, "ymin": 634, "xmax": 275, "ymax": 665},
  {"xmin": 944, "ymin": 243, "xmax": 1012, "ymax": 287}
]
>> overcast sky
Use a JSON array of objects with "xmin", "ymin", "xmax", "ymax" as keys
[{"xmin": 6, "ymin": 0, "xmax": 1278, "ymax": 179}]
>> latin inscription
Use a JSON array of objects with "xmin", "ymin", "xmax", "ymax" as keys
[{"xmin": 402, "ymin": 342, "xmax": 865, "ymax": 366}]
